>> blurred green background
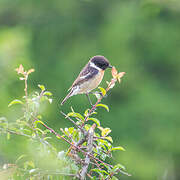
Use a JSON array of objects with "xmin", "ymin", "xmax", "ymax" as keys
[{"xmin": 0, "ymin": 0, "xmax": 180, "ymax": 179}]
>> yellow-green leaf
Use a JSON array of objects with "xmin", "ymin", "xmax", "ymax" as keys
[
  {"xmin": 38, "ymin": 84, "xmax": 45, "ymax": 91},
  {"xmin": 56, "ymin": 135, "xmax": 61, "ymax": 139},
  {"xmin": 27, "ymin": 69, "xmax": 35, "ymax": 75},
  {"xmin": 88, "ymin": 118, "xmax": 100, "ymax": 127},
  {"xmin": 113, "ymin": 163, "xmax": 126, "ymax": 171},
  {"xmin": 102, "ymin": 128, "xmax": 111, "ymax": 137},
  {"xmin": 43, "ymin": 91, "xmax": 52, "ymax": 96},
  {"xmin": 105, "ymin": 136, "xmax": 113, "ymax": 143},
  {"xmin": 98, "ymin": 87, "xmax": 106, "ymax": 96},
  {"xmin": 98, "ymin": 127, "xmax": 111, "ymax": 137},
  {"xmin": 37, "ymin": 115, "xmax": 42, "ymax": 119},
  {"xmin": 111, "ymin": 146, "xmax": 125, "ymax": 151},
  {"xmin": 84, "ymin": 124, "xmax": 91, "ymax": 131},
  {"xmin": 16, "ymin": 154, "xmax": 27, "ymax": 163},
  {"xmin": 84, "ymin": 109, "xmax": 89, "ymax": 116},
  {"xmin": 34, "ymin": 120, "xmax": 45, "ymax": 126},
  {"xmin": 68, "ymin": 127, "xmax": 74, "ymax": 134},
  {"xmin": 67, "ymin": 112, "xmax": 84, "ymax": 121},
  {"xmin": 96, "ymin": 104, "xmax": 109, "ymax": 112},
  {"xmin": 8, "ymin": 99, "xmax": 23, "ymax": 107}
]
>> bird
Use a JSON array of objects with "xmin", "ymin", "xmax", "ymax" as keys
[{"xmin": 61, "ymin": 55, "xmax": 112, "ymax": 105}]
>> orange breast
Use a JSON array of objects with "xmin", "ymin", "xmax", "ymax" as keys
[{"xmin": 78, "ymin": 70, "xmax": 104, "ymax": 94}]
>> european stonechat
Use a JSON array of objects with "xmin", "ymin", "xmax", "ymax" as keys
[{"xmin": 61, "ymin": 55, "xmax": 112, "ymax": 105}]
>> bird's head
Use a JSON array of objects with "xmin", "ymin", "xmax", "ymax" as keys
[{"xmin": 90, "ymin": 55, "xmax": 112, "ymax": 70}]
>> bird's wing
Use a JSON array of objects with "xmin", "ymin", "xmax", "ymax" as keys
[{"xmin": 68, "ymin": 63, "xmax": 98, "ymax": 91}]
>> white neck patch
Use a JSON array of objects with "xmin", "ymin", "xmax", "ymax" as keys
[{"xmin": 89, "ymin": 62, "xmax": 101, "ymax": 71}]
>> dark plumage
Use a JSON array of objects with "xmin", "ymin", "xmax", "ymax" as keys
[{"xmin": 91, "ymin": 56, "xmax": 111, "ymax": 70}]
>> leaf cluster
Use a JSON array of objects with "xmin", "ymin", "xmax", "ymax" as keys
[{"xmin": 0, "ymin": 65, "xmax": 129, "ymax": 180}]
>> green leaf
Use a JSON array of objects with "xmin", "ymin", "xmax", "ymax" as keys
[
  {"xmin": 43, "ymin": 136, "xmax": 52, "ymax": 140},
  {"xmin": 8, "ymin": 99, "xmax": 23, "ymax": 107},
  {"xmin": 56, "ymin": 135, "xmax": 61, "ymax": 139},
  {"xmin": 98, "ymin": 87, "xmax": 106, "ymax": 96},
  {"xmin": 16, "ymin": 154, "xmax": 27, "ymax": 163},
  {"xmin": 67, "ymin": 112, "xmax": 84, "ymax": 121},
  {"xmin": 43, "ymin": 129, "xmax": 51, "ymax": 134},
  {"xmin": 48, "ymin": 98, "xmax": 53, "ymax": 104},
  {"xmin": 105, "ymin": 136, "xmax": 113, "ymax": 143},
  {"xmin": 113, "ymin": 163, "xmax": 126, "ymax": 171},
  {"xmin": 43, "ymin": 91, "xmax": 52, "ymax": 96},
  {"xmin": 84, "ymin": 109, "xmax": 89, "ymax": 116},
  {"xmin": 37, "ymin": 115, "xmax": 42, "ymax": 119},
  {"xmin": 36, "ymin": 128, "xmax": 45, "ymax": 134},
  {"xmin": 88, "ymin": 118, "xmax": 100, "ymax": 127},
  {"xmin": 111, "ymin": 146, "xmax": 125, "ymax": 152},
  {"xmin": 23, "ymin": 129, "xmax": 32, "ymax": 134},
  {"xmin": 68, "ymin": 127, "xmax": 74, "ymax": 134},
  {"xmin": 84, "ymin": 124, "xmax": 91, "ymax": 131},
  {"xmin": 38, "ymin": 84, "xmax": 45, "ymax": 91},
  {"xmin": 71, "ymin": 106, "xmax": 75, "ymax": 112},
  {"xmin": 96, "ymin": 104, "xmax": 109, "ymax": 112},
  {"xmin": 98, "ymin": 127, "xmax": 111, "ymax": 137},
  {"xmin": 34, "ymin": 120, "xmax": 45, "ymax": 126},
  {"xmin": 90, "ymin": 177, "xmax": 96, "ymax": 180},
  {"xmin": 25, "ymin": 161, "xmax": 35, "ymax": 169},
  {"xmin": 91, "ymin": 168, "xmax": 109, "ymax": 176}
]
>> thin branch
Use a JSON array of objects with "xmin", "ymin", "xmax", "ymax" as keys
[
  {"xmin": 60, "ymin": 111, "xmax": 86, "ymax": 135},
  {"xmin": 80, "ymin": 124, "xmax": 96, "ymax": 179},
  {"xmin": 40, "ymin": 121, "xmax": 73, "ymax": 146},
  {"xmin": 18, "ymin": 168, "xmax": 77, "ymax": 177},
  {"xmin": 24, "ymin": 74, "xmax": 28, "ymax": 101},
  {"xmin": 60, "ymin": 111, "xmax": 79, "ymax": 128},
  {"xmin": 82, "ymin": 78, "xmax": 117, "ymax": 128},
  {"xmin": 37, "ymin": 118, "xmax": 123, "ymax": 176},
  {"xmin": 0, "ymin": 127, "xmax": 32, "ymax": 138}
]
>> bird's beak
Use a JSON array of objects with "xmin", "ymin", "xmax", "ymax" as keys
[{"xmin": 108, "ymin": 65, "xmax": 113, "ymax": 68}]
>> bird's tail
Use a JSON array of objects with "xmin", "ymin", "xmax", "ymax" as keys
[{"xmin": 61, "ymin": 90, "xmax": 73, "ymax": 106}]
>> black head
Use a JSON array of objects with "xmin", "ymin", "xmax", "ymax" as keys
[{"xmin": 90, "ymin": 55, "xmax": 112, "ymax": 70}]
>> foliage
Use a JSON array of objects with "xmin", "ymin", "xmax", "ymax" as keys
[
  {"xmin": 0, "ymin": 65, "xmax": 128, "ymax": 179},
  {"xmin": 0, "ymin": 0, "xmax": 180, "ymax": 179}
]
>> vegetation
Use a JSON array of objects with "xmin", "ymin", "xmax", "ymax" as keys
[
  {"xmin": 0, "ymin": 0, "xmax": 180, "ymax": 179},
  {"xmin": 0, "ymin": 65, "xmax": 127, "ymax": 179}
]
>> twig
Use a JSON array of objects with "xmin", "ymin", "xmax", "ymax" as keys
[
  {"xmin": 60, "ymin": 111, "xmax": 79, "ymax": 129},
  {"xmin": 24, "ymin": 73, "xmax": 28, "ymax": 102},
  {"xmin": 40, "ymin": 122, "xmax": 73, "ymax": 146},
  {"xmin": 0, "ymin": 127, "xmax": 32, "ymax": 138},
  {"xmin": 36, "ymin": 119, "xmax": 130, "ymax": 178},
  {"xmin": 80, "ymin": 124, "xmax": 96, "ymax": 179},
  {"xmin": 81, "ymin": 78, "xmax": 117, "ymax": 128},
  {"xmin": 18, "ymin": 168, "xmax": 77, "ymax": 177},
  {"xmin": 60, "ymin": 111, "xmax": 86, "ymax": 135}
]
